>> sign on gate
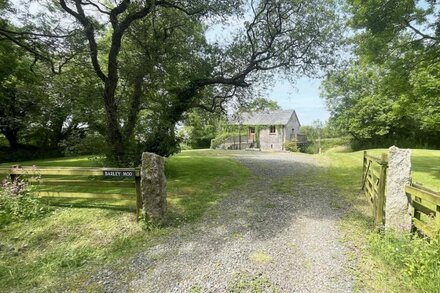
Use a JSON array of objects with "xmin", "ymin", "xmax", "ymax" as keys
[{"xmin": 103, "ymin": 170, "xmax": 135, "ymax": 177}]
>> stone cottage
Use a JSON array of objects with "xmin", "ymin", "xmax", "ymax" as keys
[{"xmin": 217, "ymin": 109, "xmax": 305, "ymax": 151}]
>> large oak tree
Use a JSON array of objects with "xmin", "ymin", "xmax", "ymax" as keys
[{"xmin": 1, "ymin": 0, "xmax": 342, "ymax": 161}]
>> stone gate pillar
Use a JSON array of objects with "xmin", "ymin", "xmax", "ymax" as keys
[
  {"xmin": 385, "ymin": 146, "xmax": 412, "ymax": 232},
  {"xmin": 141, "ymin": 152, "xmax": 167, "ymax": 222}
]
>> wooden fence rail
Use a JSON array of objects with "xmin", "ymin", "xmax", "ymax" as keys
[
  {"xmin": 362, "ymin": 150, "xmax": 440, "ymax": 237},
  {"xmin": 0, "ymin": 166, "xmax": 142, "ymax": 218},
  {"xmin": 362, "ymin": 151, "xmax": 388, "ymax": 225},
  {"xmin": 406, "ymin": 183, "xmax": 440, "ymax": 237}
]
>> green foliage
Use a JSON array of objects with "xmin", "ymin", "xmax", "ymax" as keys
[
  {"xmin": 59, "ymin": 131, "xmax": 107, "ymax": 157},
  {"xmin": 0, "ymin": 41, "xmax": 44, "ymax": 149},
  {"xmin": 346, "ymin": 0, "xmax": 428, "ymax": 62},
  {"xmin": 322, "ymin": 1, "xmax": 440, "ymax": 149},
  {"xmin": 136, "ymin": 112, "xmax": 181, "ymax": 158},
  {"xmin": 322, "ymin": 61, "xmax": 440, "ymax": 148},
  {"xmin": 300, "ymin": 123, "xmax": 341, "ymax": 141},
  {"xmin": 2, "ymin": 0, "xmax": 343, "ymax": 163},
  {"xmin": 300, "ymin": 121, "xmax": 349, "ymax": 153},
  {"xmin": 303, "ymin": 137, "xmax": 351, "ymax": 154},
  {"xmin": 0, "ymin": 145, "xmax": 62, "ymax": 164},
  {"xmin": 369, "ymin": 232, "xmax": 440, "ymax": 292},
  {"xmin": 181, "ymin": 110, "xmax": 224, "ymax": 149},
  {"xmin": 410, "ymin": 61, "xmax": 440, "ymax": 132},
  {"xmin": 239, "ymin": 97, "xmax": 281, "ymax": 112},
  {"xmin": 210, "ymin": 132, "xmax": 241, "ymax": 149},
  {"xmin": 0, "ymin": 178, "xmax": 50, "ymax": 227},
  {"xmin": 284, "ymin": 139, "xmax": 299, "ymax": 152}
]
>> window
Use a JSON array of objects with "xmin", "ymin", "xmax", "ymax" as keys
[{"xmin": 269, "ymin": 126, "xmax": 276, "ymax": 134}]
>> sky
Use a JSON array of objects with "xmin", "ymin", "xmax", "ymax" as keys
[
  {"xmin": 205, "ymin": 17, "xmax": 331, "ymax": 127},
  {"xmin": 267, "ymin": 77, "xmax": 329, "ymax": 126}
]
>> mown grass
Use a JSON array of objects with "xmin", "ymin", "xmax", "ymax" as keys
[
  {"xmin": 0, "ymin": 155, "xmax": 105, "ymax": 167},
  {"xmin": 325, "ymin": 148, "xmax": 440, "ymax": 191},
  {"xmin": 321, "ymin": 148, "xmax": 440, "ymax": 292},
  {"xmin": 0, "ymin": 150, "xmax": 249, "ymax": 291}
]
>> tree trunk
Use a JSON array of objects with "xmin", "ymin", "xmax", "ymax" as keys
[
  {"xmin": 103, "ymin": 79, "xmax": 126, "ymax": 159},
  {"xmin": 2, "ymin": 128, "xmax": 19, "ymax": 150},
  {"xmin": 123, "ymin": 76, "xmax": 144, "ymax": 140}
]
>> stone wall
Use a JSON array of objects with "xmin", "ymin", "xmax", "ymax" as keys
[
  {"xmin": 285, "ymin": 113, "xmax": 301, "ymax": 141},
  {"xmin": 259, "ymin": 126, "xmax": 284, "ymax": 151}
]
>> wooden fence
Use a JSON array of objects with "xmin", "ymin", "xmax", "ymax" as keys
[
  {"xmin": 362, "ymin": 150, "xmax": 440, "ymax": 237},
  {"xmin": 0, "ymin": 166, "xmax": 142, "ymax": 218},
  {"xmin": 362, "ymin": 151, "xmax": 388, "ymax": 225},
  {"xmin": 406, "ymin": 183, "xmax": 440, "ymax": 237}
]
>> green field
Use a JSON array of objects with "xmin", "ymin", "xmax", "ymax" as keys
[
  {"xmin": 324, "ymin": 148, "xmax": 440, "ymax": 192},
  {"xmin": 0, "ymin": 150, "xmax": 249, "ymax": 291}
]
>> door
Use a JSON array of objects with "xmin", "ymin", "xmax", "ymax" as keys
[{"xmin": 248, "ymin": 127, "xmax": 256, "ymax": 142}]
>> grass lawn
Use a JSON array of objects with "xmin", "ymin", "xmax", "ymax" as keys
[
  {"xmin": 0, "ymin": 150, "xmax": 249, "ymax": 291},
  {"xmin": 321, "ymin": 148, "xmax": 440, "ymax": 292},
  {"xmin": 324, "ymin": 148, "xmax": 440, "ymax": 192}
]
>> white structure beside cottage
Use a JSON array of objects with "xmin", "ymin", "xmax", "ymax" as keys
[{"xmin": 217, "ymin": 109, "xmax": 305, "ymax": 151}]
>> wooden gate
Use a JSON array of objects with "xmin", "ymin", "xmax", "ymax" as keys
[
  {"xmin": 0, "ymin": 166, "xmax": 142, "ymax": 218},
  {"xmin": 406, "ymin": 183, "xmax": 440, "ymax": 237},
  {"xmin": 362, "ymin": 151, "xmax": 388, "ymax": 225}
]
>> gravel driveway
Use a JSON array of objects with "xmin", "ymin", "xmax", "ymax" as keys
[{"xmin": 89, "ymin": 152, "xmax": 355, "ymax": 292}]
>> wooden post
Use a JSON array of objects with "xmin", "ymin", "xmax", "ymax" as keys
[
  {"xmin": 436, "ymin": 205, "xmax": 440, "ymax": 230},
  {"xmin": 10, "ymin": 173, "xmax": 17, "ymax": 183},
  {"xmin": 362, "ymin": 151, "xmax": 367, "ymax": 185},
  {"xmin": 238, "ymin": 126, "xmax": 241, "ymax": 150},
  {"xmin": 135, "ymin": 175, "xmax": 142, "ymax": 220},
  {"xmin": 10, "ymin": 165, "xmax": 21, "ymax": 183},
  {"xmin": 376, "ymin": 153, "xmax": 388, "ymax": 225}
]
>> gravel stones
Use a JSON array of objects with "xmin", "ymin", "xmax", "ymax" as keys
[{"xmin": 88, "ymin": 151, "xmax": 356, "ymax": 292}]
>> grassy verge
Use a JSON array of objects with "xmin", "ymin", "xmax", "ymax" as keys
[
  {"xmin": 322, "ymin": 148, "xmax": 440, "ymax": 292},
  {"xmin": 0, "ymin": 150, "xmax": 249, "ymax": 291}
]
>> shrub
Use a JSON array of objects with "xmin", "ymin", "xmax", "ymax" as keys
[
  {"xmin": 0, "ymin": 145, "xmax": 62, "ymax": 164},
  {"xmin": 211, "ymin": 132, "xmax": 240, "ymax": 149},
  {"xmin": 189, "ymin": 137, "xmax": 212, "ymax": 149},
  {"xmin": 284, "ymin": 139, "xmax": 299, "ymax": 152},
  {"xmin": 179, "ymin": 143, "xmax": 192, "ymax": 150},
  {"xmin": 369, "ymin": 231, "xmax": 440, "ymax": 291},
  {"xmin": 59, "ymin": 130, "xmax": 107, "ymax": 157},
  {"xmin": 302, "ymin": 136, "xmax": 352, "ymax": 154},
  {"xmin": 0, "ymin": 177, "xmax": 50, "ymax": 227}
]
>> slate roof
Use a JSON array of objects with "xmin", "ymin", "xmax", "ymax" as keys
[{"xmin": 230, "ymin": 109, "xmax": 298, "ymax": 126}]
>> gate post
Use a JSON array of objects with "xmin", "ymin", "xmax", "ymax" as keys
[
  {"xmin": 140, "ymin": 152, "xmax": 167, "ymax": 223},
  {"xmin": 376, "ymin": 153, "xmax": 387, "ymax": 225},
  {"xmin": 385, "ymin": 146, "xmax": 412, "ymax": 232}
]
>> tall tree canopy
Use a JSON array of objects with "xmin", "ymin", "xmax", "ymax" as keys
[
  {"xmin": 1, "ymin": 0, "xmax": 342, "ymax": 163},
  {"xmin": 322, "ymin": 0, "xmax": 440, "ymax": 148}
]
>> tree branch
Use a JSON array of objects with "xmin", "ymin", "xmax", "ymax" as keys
[
  {"xmin": 81, "ymin": 0, "xmax": 111, "ymax": 15},
  {"xmin": 0, "ymin": 27, "xmax": 78, "ymax": 38},
  {"xmin": 59, "ymin": 0, "xmax": 107, "ymax": 82},
  {"xmin": 404, "ymin": 19, "xmax": 439, "ymax": 41}
]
